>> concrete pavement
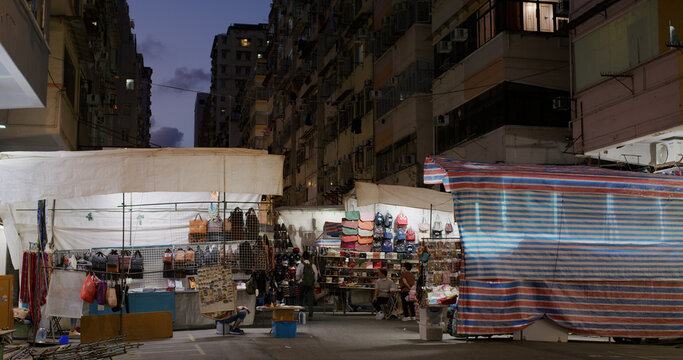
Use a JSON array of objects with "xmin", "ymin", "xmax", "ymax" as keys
[{"xmin": 118, "ymin": 314, "xmax": 683, "ymax": 360}]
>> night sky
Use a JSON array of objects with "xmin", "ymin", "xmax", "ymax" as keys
[{"xmin": 128, "ymin": 0, "xmax": 271, "ymax": 147}]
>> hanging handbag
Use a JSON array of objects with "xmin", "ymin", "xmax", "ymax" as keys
[
  {"xmin": 341, "ymin": 240, "xmax": 356, "ymax": 249},
  {"xmin": 163, "ymin": 248, "xmax": 173, "ymax": 264},
  {"xmin": 120, "ymin": 250, "xmax": 132, "ymax": 272},
  {"xmin": 96, "ymin": 279, "xmax": 107, "ymax": 305},
  {"xmin": 381, "ymin": 239, "xmax": 393, "ymax": 252},
  {"xmin": 396, "ymin": 212, "xmax": 408, "ymax": 226},
  {"xmin": 383, "ymin": 228, "xmax": 393, "ymax": 239},
  {"xmin": 360, "ymin": 212, "xmax": 374, "ymax": 222},
  {"xmin": 374, "ymin": 226, "xmax": 384, "ymax": 238},
  {"xmin": 406, "ymin": 227, "xmax": 416, "ymax": 241},
  {"xmin": 445, "ymin": 222, "xmax": 454, "ymax": 233},
  {"xmin": 185, "ymin": 247, "xmax": 196, "ymax": 275},
  {"xmin": 231, "ymin": 207, "xmax": 245, "ymax": 229},
  {"xmin": 341, "ymin": 219, "xmax": 358, "ymax": 228},
  {"xmin": 418, "ymin": 217, "xmax": 429, "ymax": 233},
  {"xmin": 384, "ymin": 212, "xmax": 393, "ymax": 228},
  {"xmin": 374, "ymin": 212, "xmax": 384, "ymax": 226},
  {"xmin": 396, "ymin": 227, "xmax": 406, "ymax": 240},
  {"xmin": 106, "ymin": 282, "xmax": 118, "ymax": 308},
  {"xmin": 344, "ymin": 210, "xmax": 360, "ymax": 220},
  {"xmin": 358, "ymin": 220, "xmax": 374, "ymax": 231},
  {"xmin": 341, "ymin": 234, "xmax": 358, "ymax": 243},
  {"xmin": 106, "ymin": 250, "xmax": 120, "ymax": 273},
  {"xmin": 433, "ymin": 215, "xmax": 443, "ymax": 231},
  {"xmin": 207, "ymin": 217, "xmax": 223, "ymax": 242},
  {"xmin": 162, "ymin": 248, "xmax": 174, "ymax": 278},
  {"xmin": 358, "ymin": 235, "xmax": 373, "ymax": 245},
  {"xmin": 189, "ymin": 213, "xmax": 208, "ymax": 242},
  {"xmin": 92, "ymin": 251, "xmax": 107, "ymax": 273},
  {"xmin": 358, "ymin": 228, "xmax": 373, "ymax": 237},
  {"xmin": 130, "ymin": 250, "xmax": 144, "ymax": 279},
  {"xmin": 175, "ymin": 248, "xmax": 186, "ymax": 263},
  {"xmin": 342, "ymin": 227, "xmax": 358, "ymax": 235},
  {"xmin": 394, "ymin": 240, "xmax": 406, "ymax": 253},
  {"xmin": 355, "ymin": 243, "xmax": 372, "ymax": 252},
  {"xmin": 245, "ymin": 208, "xmax": 260, "ymax": 240}
]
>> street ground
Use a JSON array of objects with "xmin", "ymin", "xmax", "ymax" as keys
[{"xmin": 115, "ymin": 314, "xmax": 683, "ymax": 360}]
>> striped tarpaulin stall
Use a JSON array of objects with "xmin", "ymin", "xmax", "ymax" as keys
[{"xmin": 424, "ymin": 157, "xmax": 683, "ymax": 337}]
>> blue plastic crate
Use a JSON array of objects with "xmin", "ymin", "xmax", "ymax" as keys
[{"xmin": 272, "ymin": 320, "xmax": 297, "ymax": 338}]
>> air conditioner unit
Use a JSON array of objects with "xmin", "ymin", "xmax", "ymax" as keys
[
  {"xmin": 436, "ymin": 40, "xmax": 453, "ymax": 54},
  {"xmin": 552, "ymin": 97, "xmax": 570, "ymax": 111},
  {"xmin": 452, "ymin": 28, "xmax": 468, "ymax": 42},
  {"xmin": 651, "ymin": 141, "xmax": 683, "ymax": 165},
  {"xmin": 369, "ymin": 90, "xmax": 382, "ymax": 99},
  {"xmin": 386, "ymin": 77, "xmax": 399, "ymax": 86},
  {"xmin": 434, "ymin": 114, "xmax": 449, "ymax": 126}
]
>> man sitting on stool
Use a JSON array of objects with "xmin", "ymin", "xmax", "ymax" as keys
[
  {"xmin": 219, "ymin": 306, "xmax": 250, "ymax": 335},
  {"xmin": 373, "ymin": 269, "xmax": 395, "ymax": 319}
]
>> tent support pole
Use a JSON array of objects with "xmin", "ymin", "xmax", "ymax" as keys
[{"xmin": 120, "ymin": 193, "xmax": 125, "ymax": 336}]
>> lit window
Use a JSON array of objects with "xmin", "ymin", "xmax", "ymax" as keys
[
  {"xmin": 240, "ymin": 38, "xmax": 251, "ymax": 47},
  {"xmin": 523, "ymin": 1, "xmax": 556, "ymax": 33},
  {"xmin": 125, "ymin": 79, "xmax": 135, "ymax": 90},
  {"xmin": 257, "ymin": 53, "xmax": 263, "ymax": 59},
  {"xmin": 220, "ymin": 107, "xmax": 226, "ymax": 113}
]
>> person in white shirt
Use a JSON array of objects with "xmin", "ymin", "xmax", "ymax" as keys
[
  {"xmin": 295, "ymin": 251, "xmax": 319, "ymax": 319},
  {"xmin": 373, "ymin": 269, "xmax": 395, "ymax": 319}
]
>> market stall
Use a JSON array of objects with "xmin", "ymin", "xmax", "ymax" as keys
[
  {"xmin": 0, "ymin": 148, "xmax": 284, "ymax": 341},
  {"xmin": 424, "ymin": 156, "xmax": 683, "ymax": 339},
  {"xmin": 312, "ymin": 182, "xmax": 459, "ymax": 324}
]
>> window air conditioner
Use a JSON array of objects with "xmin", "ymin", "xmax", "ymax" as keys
[
  {"xmin": 436, "ymin": 40, "xmax": 453, "ymax": 54},
  {"xmin": 651, "ymin": 141, "xmax": 683, "ymax": 165},
  {"xmin": 452, "ymin": 28, "xmax": 468, "ymax": 42},
  {"xmin": 386, "ymin": 77, "xmax": 399, "ymax": 86},
  {"xmin": 435, "ymin": 114, "xmax": 449, "ymax": 126},
  {"xmin": 369, "ymin": 90, "xmax": 382, "ymax": 99},
  {"xmin": 552, "ymin": 97, "xmax": 570, "ymax": 111}
]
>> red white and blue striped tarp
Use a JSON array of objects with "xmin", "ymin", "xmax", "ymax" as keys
[
  {"xmin": 424, "ymin": 157, "xmax": 683, "ymax": 337},
  {"xmin": 315, "ymin": 222, "xmax": 342, "ymax": 247}
]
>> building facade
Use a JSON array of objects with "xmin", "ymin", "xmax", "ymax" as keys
[
  {"xmin": 570, "ymin": 0, "xmax": 683, "ymax": 169},
  {"xmin": 431, "ymin": 0, "xmax": 575, "ymax": 165},
  {"xmin": 0, "ymin": 0, "xmax": 152, "ymax": 151},
  {"xmin": 204, "ymin": 23, "xmax": 268, "ymax": 148}
]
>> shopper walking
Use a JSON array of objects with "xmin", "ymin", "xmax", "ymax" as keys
[
  {"xmin": 295, "ymin": 251, "xmax": 319, "ymax": 319},
  {"xmin": 373, "ymin": 269, "xmax": 394, "ymax": 319},
  {"xmin": 400, "ymin": 263, "xmax": 416, "ymax": 321}
]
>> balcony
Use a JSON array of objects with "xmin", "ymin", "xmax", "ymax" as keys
[{"xmin": 0, "ymin": 0, "xmax": 50, "ymax": 109}]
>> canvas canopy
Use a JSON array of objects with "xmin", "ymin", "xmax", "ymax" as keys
[
  {"xmin": 0, "ymin": 148, "xmax": 284, "ymax": 269},
  {"xmin": 424, "ymin": 156, "xmax": 683, "ymax": 338},
  {"xmin": 277, "ymin": 206, "xmax": 345, "ymax": 249},
  {"xmin": 343, "ymin": 182, "xmax": 456, "ymax": 233}
]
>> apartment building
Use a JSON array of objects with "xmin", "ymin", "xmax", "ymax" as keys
[
  {"xmin": 0, "ymin": 0, "xmax": 152, "ymax": 151},
  {"xmin": 239, "ymin": 59, "xmax": 272, "ymax": 150},
  {"xmin": 373, "ymin": 0, "xmax": 433, "ymax": 186},
  {"xmin": 194, "ymin": 92, "xmax": 211, "ymax": 146},
  {"xmin": 570, "ymin": 0, "xmax": 683, "ymax": 169},
  {"xmin": 205, "ymin": 23, "xmax": 267, "ymax": 148},
  {"xmin": 431, "ymin": 0, "xmax": 575, "ymax": 165}
]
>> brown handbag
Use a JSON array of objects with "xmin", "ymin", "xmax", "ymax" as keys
[
  {"xmin": 189, "ymin": 214, "xmax": 208, "ymax": 234},
  {"xmin": 358, "ymin": 235, "xmax": 373, "ymax": 245},
  {"xmin": 185, "ymin": 247, "xmax": 195, "ymax": 262}
]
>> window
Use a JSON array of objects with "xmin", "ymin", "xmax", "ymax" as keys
[
  {"xmin": 245, "ymin": 52, "xmax": 251, "ymax": 61},
  {"xmin": 477, "ymin": 0, "xmax": 496, "ymax": 47},
  {"xmin": 220, "ymin": 79, "xmax": 226, "ymax": 88},
  {"xmin": 521, "ymin": 1, "xmax": 560, "ymax": 32},
  {"xmin": 221, "ymin": 65, "xmax": 226, "ymax": 74},
  {"xmin": 220, "ymin": 96, "xmax": 225, "ymax": 102},
  {"xmin": 125, "ymin": 79, "xmax": 135, "ymax": 90},
  {"xmin": 236, "ymin": 52, "xmax": 241, "ymax": 60},
  {"xmin": 220, "ymin": 107, "xmax": 226, "ymax": 114},
  {"xmin": 222, "ymin": 36, "xmax": 227, "ymax": 45},
  {"xmin": 122, "ymin": 103, "xmax": 132, "ymax": 116},
  {"xmin": 235, "ymin": 66, "xmax": 241, "ymax": 74},
  {"xmin": 222, "ymin": 50, "xmax": 227, "ymax": 58},
  {"xmin": 240, "ymin": 38, "xmax": 251, "ymax": 47},
  {"xmin": 257, "ymin": 52, "xmax": 264, "ymax": 59}
]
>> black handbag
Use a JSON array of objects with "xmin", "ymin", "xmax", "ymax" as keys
[
  {"xmin": 92, "ymin": 251, "xmax": 107, "ymax": 272},
  {"xmin": 106, "ymin": 250, "xmax": 120, "ymax": 273},
  {"xmin": 130, "ymin": 250, "xmax": 144, "ymax": 279}
]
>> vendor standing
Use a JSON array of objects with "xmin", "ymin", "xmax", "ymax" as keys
[
  {"xmin": 295, "ymin": 251, "xmax": 319, "ymax": 319},
  {"xmin": 400, "ymin": 263, "xmax": 416, "ymax": 321}
]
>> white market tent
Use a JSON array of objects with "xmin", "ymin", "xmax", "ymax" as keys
[
  {"xmin": 343, "ymin": 182, "xmax": 456, "ymax": 233},
  {"xmin": 0, "ymin": 148, "xmax": 284, "ymax": 269},
  {"xmin": 277, "ymin": 206, "xmax": 345, "ymax": 249}
]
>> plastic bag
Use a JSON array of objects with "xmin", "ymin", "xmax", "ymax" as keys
[{"xmin": 80, "ymin": 274, "xmax": 98, "ymax": 304}]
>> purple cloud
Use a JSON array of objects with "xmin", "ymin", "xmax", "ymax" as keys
[
  {"xmin": 138, "ymin": 36, "xmax": 167, "ymax": 60},
  {"xmin": 151, "ymin": 127, "xmax": 184, "ymax": 147},
  {"xmin": 161, "ymin": 67, "xmax": 210, "ymax": 92}
]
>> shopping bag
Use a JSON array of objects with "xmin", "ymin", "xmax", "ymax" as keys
[
  {"xmin": 120, "ymin": 250, "xmax": 131, "ymax": 272},
  {"xmin": 106, "ymin": 284, "xmax": 117, "ymax": 308},
  {"xmin": 80, "ymin": 274, "xmax": 98, "ymax": 304},
  {"xmin": 96, "ymin": 279, "xmax": 107, "ymax": 305},
  {"xmin": 344, "ymin": 211, "xmax": 360, "ymax": 220},
  {"xmin": 130, "ymin": 250, "xmax": 144, "ymax": 279},
  {"xmin": 106, "ymin": 250, "xmax": 119, "ymax": 273}
]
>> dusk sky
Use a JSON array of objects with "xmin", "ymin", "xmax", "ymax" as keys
[{"xmin": 128, "ymin": 0, "xmax": 271, "ymax": 147}]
